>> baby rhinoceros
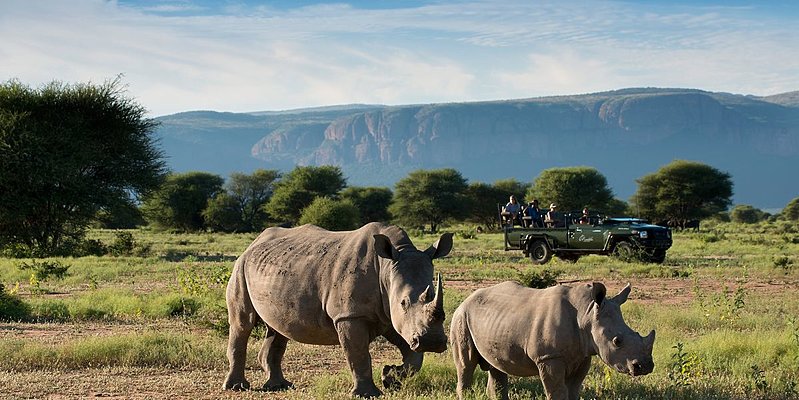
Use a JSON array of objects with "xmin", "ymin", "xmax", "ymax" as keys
[{"xmin": 450, "ymin": 281, "xmax": 655, "ymax": 400}]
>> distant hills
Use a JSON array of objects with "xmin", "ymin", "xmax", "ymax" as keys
[{"xmin": 154, "ymin": 88, "xmax": 799, "ymax": 209}]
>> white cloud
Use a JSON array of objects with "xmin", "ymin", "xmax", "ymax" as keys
[{"xmin": 1, "ymin": 0, "xmax": 797, "ymax": 116}]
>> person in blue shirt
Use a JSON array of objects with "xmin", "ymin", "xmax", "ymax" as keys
[{"xmin": 524, "ymin": 199, "xmax": 544, "ymax": 227}]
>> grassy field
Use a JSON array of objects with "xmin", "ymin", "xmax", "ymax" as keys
[{"xmin": 1, "ymin": 221, "xmax": 799, "ymax": 399}]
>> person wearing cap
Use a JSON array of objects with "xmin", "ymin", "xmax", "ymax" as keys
[{"xmin": 545, "ymin": 203, "xmax": 563, "ymax": 227}]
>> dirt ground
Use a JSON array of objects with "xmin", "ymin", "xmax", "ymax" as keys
[{"xmin": 2, "ymin": 276, "xmax": 797, "ymax": 399}]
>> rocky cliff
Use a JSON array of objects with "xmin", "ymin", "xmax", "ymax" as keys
[{"xmin": 156, "ymin": 88, "xmax": 799, "ymax": 208}]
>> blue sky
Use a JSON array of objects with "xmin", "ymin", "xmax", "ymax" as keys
[{"xmin": 2, "ymin": 0, "xmax": 798, "ymax": 116}]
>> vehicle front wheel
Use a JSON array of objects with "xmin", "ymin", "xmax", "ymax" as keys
[
  {"xmin": 528, "ymin": 240, "xmax": 552, "ymax": 265},
  {"xmin": 612, "ymin": 241, "xmax": 636, "ymax": 262}
]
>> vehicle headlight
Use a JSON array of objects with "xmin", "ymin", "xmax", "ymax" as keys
[{"xmin": 639, "ymin": 231, "xmax": 648, "ymax": 239}]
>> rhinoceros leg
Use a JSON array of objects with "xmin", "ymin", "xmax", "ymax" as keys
[
  {"xmin": 380, "ymin": 328, "xmax": 423, "ymax": 390},
  {"xmin": 486, "ymin": 367, "xmax": 509, "ymax": 400},
  {"xmin": 222, "ymin": 260, "xmax": 257, "ymax": 391},
  {"xmin": 537, "ymin": 359, "xmax": 569, "ymax": 400},
  {"xmin": 564, "ymin": 357, "xmax": 591, "ymax": 400},
  {"xmin": 258, "ymin": 327, "xmax": 294, "ymax": 391},
  {"xmin": 450, "ymin": 310, "xmax": 482, "ymax": 400},
  {"xmin": 336, "ymin": 319, "xmax": 382, "ymax": 398}
]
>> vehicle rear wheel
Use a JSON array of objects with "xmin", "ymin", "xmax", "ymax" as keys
[
  {"xmin": 612, "ymin": 241, "xmax": 635, "ymax": 262},
  {"xmin": 528, "ymin": 240, "xmax": 552, "ymax": 265}
]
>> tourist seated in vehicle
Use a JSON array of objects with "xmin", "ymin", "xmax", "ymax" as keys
[
  {"xmin": 578, "ymin": 207, "xmax": 591, "ymax": 224},
  {"xmin": 544, "ymin": 203, "xmax": 564, "ymax": 227},
  {"xmin": 523, "ymin": 199, "xmax": 544, "ymax": 227},
  {"xmin": 502, "ymin": 195, "xmax": 522, "ymax": 226}
]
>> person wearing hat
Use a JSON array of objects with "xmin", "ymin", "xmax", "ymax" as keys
[{"xmin": 545, "ymin": 203, "xmax": 563, "ymax": 227}]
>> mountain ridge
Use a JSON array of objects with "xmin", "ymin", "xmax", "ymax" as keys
[{"xmin": 155, "ymin": 88, "xmax": 799, "ymax": 209}]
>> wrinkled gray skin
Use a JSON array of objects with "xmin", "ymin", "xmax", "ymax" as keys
[
  {"xmin": 222, "ymin": 222, "xmax": 452, "ymax": 398},
  {"xmin": 450, "ymin": 281, "xmax": 655, "ymax": 400}
]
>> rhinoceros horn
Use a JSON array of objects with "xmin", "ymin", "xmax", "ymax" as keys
[{"xmin": 434, "ymin": 273, "xmax": 444, "ymax": 311}]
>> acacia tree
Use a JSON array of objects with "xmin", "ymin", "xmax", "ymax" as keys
[
  {"xmin": 0, "ymin": 79, "xmax": 165, "ymax": 255},
  {"xmin": 340, "ymin": 186, "xmax": 392, "ymax": 225},
  {"xmin": 204, "ymin": 169, "xmax": 280, "ymax": 232},
  {"xmin": 526, "ymin": 167, "xmax": 614, "ymax": 212},
  {"xmin": 630, "ymin": 160, "xmax": 733, "ymax": 222},
  {"xmin": 784, "ymin": 197, "xmax": 799, "ymax": 221},
  {"xmin": 264, "ymin": 165, "xmax": 347, "ymax": 224},
  {"xmin": 141, "ymin": 171, "xmax": 224, "ymax": 231},
  {"xmin": 389, "ymin": 168, "xmax": 468, "ymax": 233},
  {"xmin": 464, "ymin": 181, "xmax": 507, "ymax": 230}
]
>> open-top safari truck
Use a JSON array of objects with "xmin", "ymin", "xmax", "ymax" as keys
[{"xmin": 501, "ymin": 209, "xmax": 673, "ymax": 264}]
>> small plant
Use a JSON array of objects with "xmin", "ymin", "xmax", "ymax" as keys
[
  {"xmin": 108, "ymin": 231, "xmax": 136, "ymax": 256},
  {"xmin": 18, "ymin": 260, "xmax": 70, "ymax": 281},
  {"xmin": 773, "ymin": 256, "xmax": 793, "ymax": 270},
  {"xmin": 458, "ymin": 231, "xmax": 476, "ymax": 240},
  {"xmin": 519, "ymin": 268, "xmax": 562, "ymax": 289},
  {"xmin": 668, "ymin": 341, "xmax": 703, "ymax": 387},
  {"xmin": 748, "ymin": 364, "xmax": 769, "ymax": 397}
]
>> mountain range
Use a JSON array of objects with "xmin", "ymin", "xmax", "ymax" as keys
[{"xmin": 154, "ymin": 88, "xmax": 799, "ymax": 210}]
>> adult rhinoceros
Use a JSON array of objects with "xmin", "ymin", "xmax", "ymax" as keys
[
  {"xmin": 222, "ymin": 222, "xmax": 452, "ymax": 398},
  {"xmin": 450, "ymin": 281, "xmax": 655, "ymax": 400}
]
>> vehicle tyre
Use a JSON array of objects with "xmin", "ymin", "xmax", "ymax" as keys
[
  {"xmin": 648, "ymin": 249, "xmax": 666, "ymax": 264},
  {"xmin": 528, "ymin": 240, "xmax": 552, "ymax": 265},
  {"xmin": 612, "ymin": 241, "xmax": 635, "ymax": 262}
]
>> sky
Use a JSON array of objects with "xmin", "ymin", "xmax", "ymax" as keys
[{"xmin": 2, "ymin": 0, "xmax": 798, "ymax": 117}]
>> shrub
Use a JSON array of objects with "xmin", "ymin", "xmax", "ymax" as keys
[
  {"xmin": 299, "ymin": 197, "xmax": 360, "ymax": 231},
  {"xmin": 108, "ymin": 231, "xmax": 136, "ymax": 256},
  {"xmin": 519, "ymin": 268, "xmax": 562, "ymax": 289},
  {"xmin": 0, "ymin": 283, "xmax": 30, "ymax": 321},
  {"xmin": 730, "ymin": 204, "xmax": 769, "ymax": 224},
  {"xmin": 17, "ymin": 260, "xmax": 70, "ymax": 281}
]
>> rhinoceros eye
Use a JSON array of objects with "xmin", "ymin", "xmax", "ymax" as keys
[
  {"xmin": 400, "ymin": 297, "xmax": 410, "ymax": 311},
  {"xmin": 612, "ymin": 336, "xmax": 623, "ymax": 347}
]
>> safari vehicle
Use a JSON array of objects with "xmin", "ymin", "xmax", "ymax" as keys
[{"xmin": 502, "ymin": 212, "xmax": 672, "ymax": 264}]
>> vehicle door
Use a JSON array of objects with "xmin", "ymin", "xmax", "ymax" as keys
[{"xmin": 570, "ymin": 217, "xmax": 605, "ymax": 250}]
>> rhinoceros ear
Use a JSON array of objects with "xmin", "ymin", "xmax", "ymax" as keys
[
  {"xmin": 425, "ymin": 232, "xmax": 453, "ymax": 260},
  {"xmin": 590, "ymin": 282, "xmax": 607, "ymax": 306},
  {"xmin": 612, "ymin": 283, "xmax": 632, "ymax": 305},
  {"xmin": 374, "ymin": 234, "xmax": 400, "ymax": 261}
]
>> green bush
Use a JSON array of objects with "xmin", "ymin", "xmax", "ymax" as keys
[
  {"xmin": 0, "ymin": 283, "xmax": 30, "ymax": 321},
  {"xmin": 299, "ymin": 197, "xmax": 360, "ymax": 231},
  {"xmin": 17, "ymin": 260, "xmax": 70, "ymax": 281},
  {"xmin": 519, "ymin": 268, "xmax": 562, "ymax": 289}
]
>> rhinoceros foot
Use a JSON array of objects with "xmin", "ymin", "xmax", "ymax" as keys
[
  {"xmin": 262, "ymin": 378, "xmax": 294, "ymax": 392},
  {"xmin": 351, "ymin": 382, "xmax": 382, "ymax": 398},
  {"xmin": 222, "ymin": 378, "xmax": 250, "ymax": 391},
  {"xmin": 381, "ymin": 364, "xmax": 407, "ymax": 390}
]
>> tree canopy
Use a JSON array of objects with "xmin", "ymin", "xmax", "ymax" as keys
[
  {"xmin": 340, "ymin": 186, "xmax": 393, "ymax": 225},
  {"xmin": 298, "ymin": 197, "xmax": 360, "ymax": 231},
  {"xmin": 630, "ymin": 160, "xmax": 733, "ymax": 221},
  {"xmin": 141, "ymin": 172, "xmax": 224, "ymax": 231},
  {"xmin": 0, "ymin": 78, "xmax": 165, "ymax": 255},
  {"xmin": 264, "ymin": 165, "xmax": 347, "ymax": 224},
  {"xmin": 783, "ymin": 197, "xmax": 799, "ymax": 221},
  {"xmin": 526, "ymin": 167, "xmax": 614, "ymax": 213},
  {"xmin": 204, "ymin": 169, "xmax": 280, "ymax": 232},
  {"xmin": 389, "ymin": 168, "xmax": 468, "ymax": 233}
]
